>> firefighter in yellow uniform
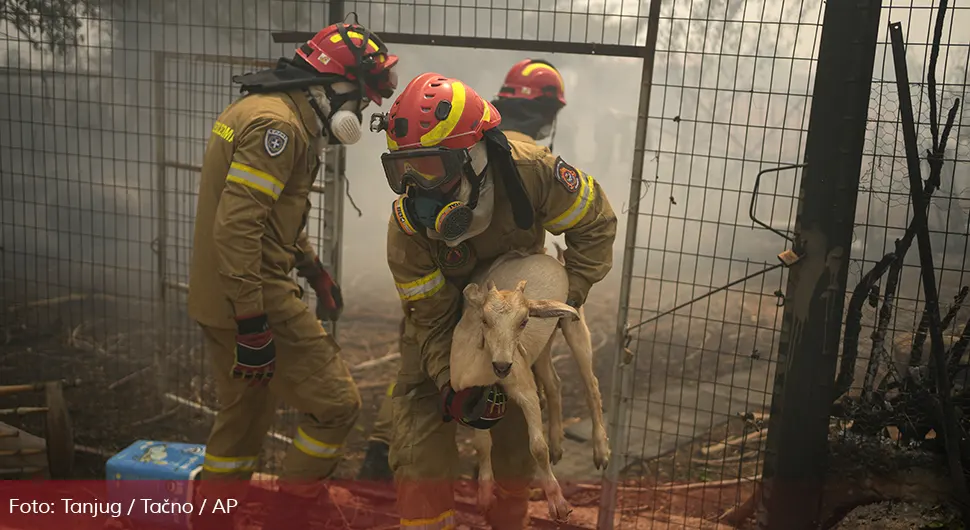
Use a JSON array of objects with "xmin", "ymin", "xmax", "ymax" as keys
[
  {"xmin": 370, "ymin": 72, "xmax": 616, "ymax": 530},
  {"xmin": 358, "ymin": 58, "xmax": 571, "ymax": 483},
  {"xmin": 186, "ymin": 20, "xmax": 399, "ymax": 527}
]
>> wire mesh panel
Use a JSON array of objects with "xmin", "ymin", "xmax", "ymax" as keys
[
  {"xmin": 606, "ymin": 0, "xmax": 825, "ymax": 526},
  {"xmin": 343, "ymin": 0, "xmax": 653, "ymax": 47},
  {"xmin": 0, "ymin": 10, "xmax": 168, "ymax": 476}
]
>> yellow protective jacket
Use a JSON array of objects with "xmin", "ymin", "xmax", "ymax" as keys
[
  {"xmin": 386, "ymin": 137, "xmax": 617, "ymax": 390},
  {"xmin": 188, "ymin": 90, "xmax": 324, "ymax": 329},
  {"xmin": 501, "ymin": 130, "xmax": 539, "ymax": 146}
]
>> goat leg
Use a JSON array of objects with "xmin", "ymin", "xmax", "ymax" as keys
[
  {"xmin": 508, "ymin": 382, "xmax": 571, "ymax": 522},
  {"xmin": 533, "ymin": 338, "xmax": 564, "ymax": 465},
  {"xmin": 559, "ymin": 305, "xmax": 611, "ymax": 469},
  {"xmin": 470, "ymin": 429, "xmax": 496, "ymax": 514}
]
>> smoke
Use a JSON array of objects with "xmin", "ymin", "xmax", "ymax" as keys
[{"xmin": 2, "ymin": 0, "xmax": 968, "ymax": 316}]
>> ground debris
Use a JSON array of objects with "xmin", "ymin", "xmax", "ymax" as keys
[{"xmin": 832, "ymin": 501, "xmax": 963, "ymax": 530}]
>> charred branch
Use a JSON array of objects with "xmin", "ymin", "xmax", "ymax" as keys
[
  {"xmin": 836, "ymin": 254, "xmax": 896, "ymax": 399},
  {"xmin": 863, "ymin": 257, "xmax": 905, "ymax": 401}
]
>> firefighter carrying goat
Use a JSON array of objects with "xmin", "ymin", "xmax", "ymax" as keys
[
  {"xmin": 359, "ymin": 57, "xmax": 574, "ymax": 485},
  {"xmin": 372, "ymin": 71, "xmax": 617, "ymax": 530}
]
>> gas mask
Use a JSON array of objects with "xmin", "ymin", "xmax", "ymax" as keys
[
  {"xmin": 306, "ymin": 81, "xmax": 369, "ymax": 145},
  {"xmin": 386, "ymin": 141, "xmax": 493, "ymax": 246}
]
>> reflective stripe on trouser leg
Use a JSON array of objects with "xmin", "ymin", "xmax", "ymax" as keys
[
  {"xmin": 294, "ymin": 425, "xmax": 341, "ymax": 459},
  {"xmin": 368, "ymin": 382, "xmax": 396, "ymax": 444},
  {"xmin": 389, "ymin": 374, "xmax": 460, "ymax": 530},
  {"xmin": 400, "ymin": 510, "xmax": 456, "ymax": 530},
  {"xmin": 275, "ymin": 309, "xmax": 361, "ymax": 483},
  {"xmin": 202, "ymin": 453, "xmax": 259, "ymax": 475}
]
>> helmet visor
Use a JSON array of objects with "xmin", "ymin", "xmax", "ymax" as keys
[{"xmin": 381, "ymin": 147, "xmax": 470, "ymax": 195}]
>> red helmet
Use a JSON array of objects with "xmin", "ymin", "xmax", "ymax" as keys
[
  {"xmin": 378, "ymin": 73, "xmax": 501, "ymax": 194},
  {"xmin": 496, "ymin": 59, "xmax": 566, "ymax": 106},
  {"xmin": 296, "ymin": 22, "xmax": 399, "ymax": 105},
  {"xmin": 385, "ymin": 72, "xmax": 501, "ymax": 152}
]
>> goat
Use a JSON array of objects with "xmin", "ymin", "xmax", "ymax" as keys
[{"xmin": 449, "ymin": 246, "xmax": 610, "ymax": 522}]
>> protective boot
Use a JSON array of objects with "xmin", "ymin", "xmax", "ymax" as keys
[
  {"xmin": 356, "ymin": 440, "xmax": 393, "ymax": 482},
  {"xmin": 484, "ymin": 484, "xmax": 531, "ymax": 530}
]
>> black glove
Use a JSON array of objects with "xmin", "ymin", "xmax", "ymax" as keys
[
  {"xmin": 441, "ymin": 383, "xmax": 508, "ymax": 430},
  {"xmin": 232, "ymin": 313, "xmax": 276, "ymax": 387},
  {"xmin": 298, "ymin": 258, "xmax": 344, "ymax": 322}
]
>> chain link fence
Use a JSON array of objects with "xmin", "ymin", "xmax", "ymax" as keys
[{"xmin": 3, "ymin": 0, "xmax": 968, "ymax": 528}]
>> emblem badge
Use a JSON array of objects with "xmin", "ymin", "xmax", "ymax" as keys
[
  {"xmin": 437, "ymin": 242, "xmax": 470, "ymax": 270},
  {"xmin": 264, "ymin": 128, "xmax": 289, "ymax": 157},
  {"xmin": 553, "ymin": 157, "xmax": 581, "ymax": 193}
]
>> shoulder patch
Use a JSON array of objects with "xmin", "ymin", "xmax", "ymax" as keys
[
  {"xmin": 553, "ymin": 157, "xmax": 582, "ymax": 193},
  {"xmin": 264, "ymin": 128, "xmax": 289, "ymax": 157}
]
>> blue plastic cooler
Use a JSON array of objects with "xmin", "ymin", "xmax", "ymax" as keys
[{"xmin": 105, "ymin": 440, "xmax": 205, "ymax": 529}]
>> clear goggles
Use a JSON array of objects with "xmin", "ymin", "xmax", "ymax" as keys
[{"xmin": 381, "ymin": 147, "xmax": 471, "ymax": 195}]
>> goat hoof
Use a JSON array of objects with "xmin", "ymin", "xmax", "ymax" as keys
[
  {"xmin": 594, "ymin": 450, "xmax": 611, "ymax": 470},
  {"xmin": 594, "ymin": 440, "xmax": 611, "ymax": 470},
  {"xmin": 547, "ymin": 495, "xmax": 571, "ymax": 522},
  {"xmin": 550, "ymin": 446, "xmax": 563, "ymax": 465}
]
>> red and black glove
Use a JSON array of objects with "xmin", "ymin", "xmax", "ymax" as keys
[
  {"xmin": 232, "ymin": 313, "xmax": 276, "ymax": 387},
  {"xmin": 298, "ymin": 258, "xmax": 344, "ymax": 322},
  {"xmin": 441, "ymin": 383, "xmax": 508, "ymax": 430}
]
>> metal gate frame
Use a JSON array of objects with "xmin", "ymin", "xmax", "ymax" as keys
[
  {"xmin": 151, "ymin": 51, "xmax": 348, "ymax": 388},
  {"xmin": 275, "ymin": 6, "xmax": 664, "ymax": 527}
]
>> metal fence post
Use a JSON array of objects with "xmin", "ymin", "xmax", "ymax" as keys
[
  {"xmin": 328, "ymin": 146, "xmax": 347, "ymax": 342},
  {"xmin": 152, "ymin": 51, "xmax": 170, "ymax": 397},
  {"xmin": 757, "ymin": 1, "xmax": 884, "ymax": 528},
  {"xmin": 596, "ymin": 0, "xmax": 664, "ymax": 527}
]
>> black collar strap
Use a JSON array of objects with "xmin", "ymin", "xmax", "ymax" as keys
[{"xmin": 483, "ymin": 129, "xmax": 534, "ymax": 230}]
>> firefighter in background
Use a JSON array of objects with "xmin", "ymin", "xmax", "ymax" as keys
[
  {"xmin": 356, "ymin": 57, "xmax": 571, "ymax": 483},
  {"xmin": 490, "ymin": 58, "xmax": 567, "ymax": 148},
  {"xmin": 186, "ymin": 19, "xmax": 398, "ymax": 527},
  {"xmin": 373, "ymin": 72, "xmax": 616, "ymax": 530}
]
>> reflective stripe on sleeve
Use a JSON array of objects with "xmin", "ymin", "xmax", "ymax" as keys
[
  {"xmin": 202, "ymin": 453, "xmax": 259, "ymax": 474},
  {"xmin": 400, "ymin": 510, "xmax": 457, "ymax": 530},
  {"xmin": 293, "ymin": 427, "xmax": 341, "ymax": 459},
  {"xmin": 395, "ymin": 269, "xmax": 445, "ymax": 302},
  {"xmin": 226, "ymin": 162, "xmax": 284, "ymax": 200},
  {"xmin": 543, "ymin": 175, "xmax": 596, "ymax": 233}
]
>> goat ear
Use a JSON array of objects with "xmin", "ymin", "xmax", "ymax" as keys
[
  {"xmin": 486, "ymin": 280, "xmax": 498, "ymax": 293},
  {"xmin": 463, "ymin": 283, "xmax": 485, "ymax": 306},
  {"xmin": 528, "ymin": 299, "xmax": 580, "ymax": 321},
  {"xmin": 515, "ymin": 280, "xmax": 528, "ymax": 293}
]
